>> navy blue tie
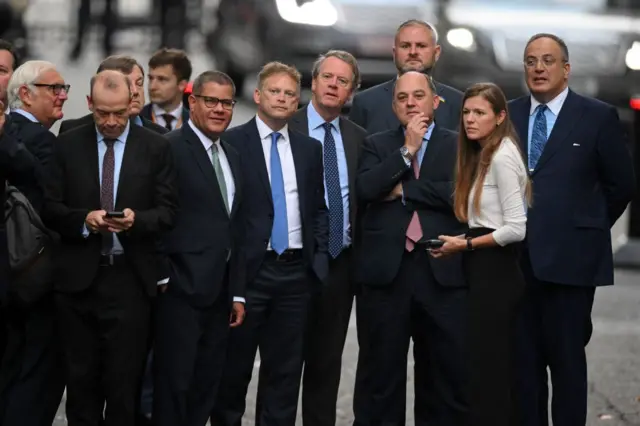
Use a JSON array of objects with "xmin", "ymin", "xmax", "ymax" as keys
[
  {"xmin": 270, "ymin": 132, "xmax": 288, "ymax": 254},
  {"xmin": 529, "ymin": 104, "xmax": 548, "ymax": 170},
  {"xmin": 322, "ymin": 122, "xmax": 344, "ymax": 259}
]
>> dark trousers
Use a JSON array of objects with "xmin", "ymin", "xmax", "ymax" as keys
[
  {"xmin": 353, "ymin": 295, "xmax": 430, "ymax": 426},
  {"xmin": 0, "ymin": 296, "xmax": 65, "ymax": 426},
  {"xmin": 56, "ymin": 262, "xmax": 151, "ymax": 426},
  {"xmin": 516, "ymin": 251, "xmax": 596, "ymax": 426},
  {"xmin": 212, "ymin": 256, "xmax": 312, "ymax": 426},
  {"xmin": 464, "ymin": 228, "xmax": 525, "ymax": 426},
  {"xmin": 153, "ymin": 288, "xmax": 230, "ymax": 426},
  {"xmin": 301, "ymin": 248, "xmax": 354, "ymax": 426},
  {"xmin": 358, "ymin": 250, "xmax": 468, "ymax": 426},
  {"xmin": 71, "ymin": 0, "xmax": 114, "ymax": 57}
]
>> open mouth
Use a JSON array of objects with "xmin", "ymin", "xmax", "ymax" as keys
[{"xmin": 533, "ymin": 77, "xmax": 548, "ymax": 84}]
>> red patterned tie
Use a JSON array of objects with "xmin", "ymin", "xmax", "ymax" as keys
[
  {"xmin": 101, "ymin": 138, "xmax": 116, "ymax": 254},
  {"xmin": 405, "ymin": 156, "xmax": 423, "ymax": 251}
]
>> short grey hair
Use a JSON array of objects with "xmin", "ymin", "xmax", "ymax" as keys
[
  {"xmin": 90, "ymin": 70, "xmax": 132, "ymax": 98},
  {"xmin": 7, "ymin": 60, "xmax": 57, "ymax": 110},
  {"xmin": 311, "ymin": 50, "xmax": 361, "ymax": 90},
  {"xmin": 525, "ymin": 33, "xmax": 570, "ymax": 62},
  {"xmin": 192, "ymin": 70, "xmax": 236, "ymax": 97},
  {"xmin": 396, "ymin": 19, "xmax": 439, "ymax": 44}
]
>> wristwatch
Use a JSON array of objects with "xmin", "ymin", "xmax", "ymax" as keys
[
  {"xmin": 400, "ymin": 146, "xmax": 413, "ymax": 163},
  {"xmin": 466, "ymin": 237, "xmax": 474, "ymax": 251}
]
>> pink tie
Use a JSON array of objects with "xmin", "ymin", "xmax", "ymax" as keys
[{"xmin": 405, "ymin": 156, "xmax": 423, "ymax": 251}]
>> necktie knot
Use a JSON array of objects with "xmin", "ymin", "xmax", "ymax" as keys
[
  {"xmin": 322, "ymin": 122, "xmax": 332, "ymax": 133},
  {"xmin": 162, "ymin": 114, "xmax": 175, "ymax": 130},
  {"xmin": 536, "ymin": 104, "xmax": 548, "ymax": 115},
  {"xmin": 271, "ymin": 132, "xmax": 281, "ymax": 146},
  {"xmin": 104, "ymin": 138, "xmax": 116, "ymax": 148}
]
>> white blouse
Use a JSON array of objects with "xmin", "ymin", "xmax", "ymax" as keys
[{"xmin": 467, "ymin": 138, "xmax": 528, "ymax": 246}]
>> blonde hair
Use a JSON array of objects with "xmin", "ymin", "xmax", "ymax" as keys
[{"xmin": 257, "ymin": 61, "xmax": 301, "ymax": 92}]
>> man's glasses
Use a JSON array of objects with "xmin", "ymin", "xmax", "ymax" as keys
[
  {"xmin": 193, "ymin": 95, "xmax": 236, "ymax": 110},
  {"xmin": 33, "ymin": 83, "xmax": 71, "ymax": 95}
]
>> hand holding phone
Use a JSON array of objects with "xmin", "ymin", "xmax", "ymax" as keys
[
  {"xmin": 425, "ymin": 239, "xmax": 444, "ymax": 249},
  {"xmin": 104, "ymin": 211, "xmax": 125, "ymax": 219}
]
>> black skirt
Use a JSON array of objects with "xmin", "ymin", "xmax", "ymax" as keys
[{"xmin": 463, "ymin": 227, "xmax": 525, "ymax": 426}]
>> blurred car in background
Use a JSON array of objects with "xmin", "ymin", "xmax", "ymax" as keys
[{"xmin": 207, "ymin": 0, "xmax": 640, "ymax": 108}]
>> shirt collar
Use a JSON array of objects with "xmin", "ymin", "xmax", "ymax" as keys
[
  {"xmin": 96, "ymin": 120, "xmax": 131, "ymax": 145},
  {"xmin": 530, "ymin": 86, "xmax": 569, "ymax": 116},
  {"xmin": 14, "ymin": 109, "xmax": 39, "ymax": 123},
  {"xmin": 307, "ymin": 101, "xmax": 340, "ymax": 132},
  {"xmin": 255, "ymin": 114, "xmax": 289, "ymax": 142},
  {"xmin": 152, "ymin": 103, "xmax": 183, "ymax": 120},
  {"xmin": 188, "ymin": 119, "xmax": 219, "ymax": 150},
  {"xmin": 132, "ymin": 115, "xmax": 143, "ymax": 126}
]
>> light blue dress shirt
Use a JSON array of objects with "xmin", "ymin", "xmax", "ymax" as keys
[
  {"xmin": 307, "ymin": 102, "xmax": 351, "ymax": 247},
  {"xmin": 82, "ymin": 122, "xmax": 131, "ymax": 255},
  {"xmin": 403, "ymin": 122, "xmax": 435, "ymax": 168},
  {"xmin": 14, "ymin": 109, "xmax": 39, "ymax": 123}
]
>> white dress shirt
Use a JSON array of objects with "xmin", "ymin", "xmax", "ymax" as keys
[
  {"xmin": 255, "ymin": 115, "xmax": 303, "ymax": 250},
  {"xmin": 153, "ymin": 103, "xmax": 184, "ymax": 130},
  {"xmin": 188, "ymin": 120, "xmax": 235, "ymax": 209},
  {"xmin": 467, "ymin": 138, "xmax": 528, "ymax": 246}
]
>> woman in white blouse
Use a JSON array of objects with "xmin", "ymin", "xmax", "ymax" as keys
[{"xmin": 431, "ymin": 82, "xmax": 531, "ymax": 426}]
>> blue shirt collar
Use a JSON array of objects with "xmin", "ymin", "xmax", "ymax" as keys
[
  {"xmin": 14, "ymin": 109, "xmax": 39, "ymax": 123},
  {"xmin": 132, "ymin": 115, "xmax": 143, "ymax": 127},
  {"xmin": 307, "ymin": 101, "xmax": 341, "ymax": 132},
  {"xmin": 96, "ymin": 120, "xmax": 131, "ymax": 145}
]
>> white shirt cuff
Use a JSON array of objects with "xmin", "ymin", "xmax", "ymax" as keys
[
  {"xmin": 157, "ymin": 278, "xmax": 169, "ymax": 285},
  {"xmin": 233, "ymin": 297, "xmax": 245, "ymax": 304}
]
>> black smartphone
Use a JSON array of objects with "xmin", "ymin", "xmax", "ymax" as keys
[
  {"xmin": 104, "ymin": 211, "xmax": 125, "ymax": 219},
  {"xmin": 425, "ymin": 239, "xmax": 444, "ymax": 249}
]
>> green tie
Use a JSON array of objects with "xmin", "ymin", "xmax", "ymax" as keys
[{"xmin": 211, "ymin": 144, "xmax": 229, "ymax": 213}]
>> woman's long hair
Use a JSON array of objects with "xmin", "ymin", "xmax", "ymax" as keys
[{"xmin": 453, "ymin": 83, "xmax": 532, "ymax": 222}]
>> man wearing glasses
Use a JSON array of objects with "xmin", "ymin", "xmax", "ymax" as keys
[
  {"xmin": 152, "ymin": 70, "xmax": 246, "ymax": 426},
  {"xmin": 0, "ymin": 60, "xmax": 68, "ymax": 426}
]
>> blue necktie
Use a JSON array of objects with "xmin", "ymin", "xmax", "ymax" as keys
[
  {"xmin": 270, "ymin": 132, "xmax": 288, "ymax": 254},
  {"xmin": 529, "ymin": 104, "xmax": 548, "ymax": 170},
  {"xmin": 323, "ymin": 122, "xmax": 344, "ymax": 259}
]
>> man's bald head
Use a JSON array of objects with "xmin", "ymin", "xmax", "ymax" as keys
[
  {"xmin": 392, "ymin": 71, "xmax": 440, "ymax": 127},
  {"xmin": 393, "ymin": 71, "xmax": 436, "ymax": 97},
  {"xmin": 88, "ymin": 70, "xmax": 133, "ymax": 140},
  {"xmin": 90, "ymin": 70, "xmax": 131, "ymax": 99}
]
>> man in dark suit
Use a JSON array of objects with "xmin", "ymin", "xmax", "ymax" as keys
[
  {"xmin": 508, "ymin": 33, "xmax": 635, "ymax": 426},
  {"xmin": 153, "ymin": 70, "xmax": 246, "ymax": 426},
  {"xmin": 286, "ymin": 50, "xmax": 366, "ymax": 426},
  {"xmin": 59, "ymin": 55, "xmax": 168, "ymax": 135},
  {"xmin": 356, "ymin": 71, "xmax": 468, "ymax": 426},
  {"xmin": 140, "ymin": 48, "xmax": 192, "ymax": 131},
  {"xmin": 0, "ymin": 60, "xmax": 69, "ymax": 426},
  {"xmin": 43, "ymin": 70, "xmax": 178, "ymax": 426},
  {"xmin": 212, "ymin": 62, "xmax": 329, "ymax": 426},
  {"xmin": 349, "ymin": 19, "xmax": 462, "ymax": 135},
  {"xmin": 349, "ymin": 19, "xmax": 463, "ymax": 426}
]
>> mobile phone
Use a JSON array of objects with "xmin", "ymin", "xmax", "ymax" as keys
[
  {"xmin": 425, "ymin": 239, "xmax": 444, "ymax": 249},
  {"xmin": 104, "ymin": 211, "xmax": 125, "ymax": 219}
]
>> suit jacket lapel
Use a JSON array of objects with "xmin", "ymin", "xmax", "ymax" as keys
[
  {"xmin": 183, "ymin": 124, "xmax": 229, "ymax": 216},
  {"xmin": 419, "ymin": 125, "xmax": 445, "ymax": 177},
  {"xmin": 115, "ymin": 126, "xmax": 142, "ymax": 209},
  {"xmin": 246, "ymin": 119, "xmax": 273, "ymax": 206},
  {"xmin": 222, "ymin": 139, "xmax": 241, "ymax": 217},
  {"xmin": 533, "ymin": 90, "xmax": 583, "ymax": 174},
  {"xmin": 340, "ymin": 118, "xmax": 359, "ymax": 220},
  {"xmin": 81, "ymin": 124, "xmax": 102, "ymax": 207},
  {"xmin": 290, "ymin": 132, "xmax": 307, "ymax": 217}
]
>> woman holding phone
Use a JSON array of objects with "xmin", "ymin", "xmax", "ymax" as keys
[{"xmin": 430, "ymin": 82, "xmax": 531, "ymax": 426}]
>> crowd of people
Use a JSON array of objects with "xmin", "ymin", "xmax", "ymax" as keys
[{"xmin": 0, "ymin": 17, "xmax": 636, "ymax": 426}]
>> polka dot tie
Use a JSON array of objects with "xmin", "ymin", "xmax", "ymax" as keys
[{"xmin": 322, "ymin": 122, "xmax": 344, "ymax": 259}]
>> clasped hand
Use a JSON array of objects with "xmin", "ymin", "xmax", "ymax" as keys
[{"xmin": 429, "ymin": 235, "xmax": 466, "ymax": 258}]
